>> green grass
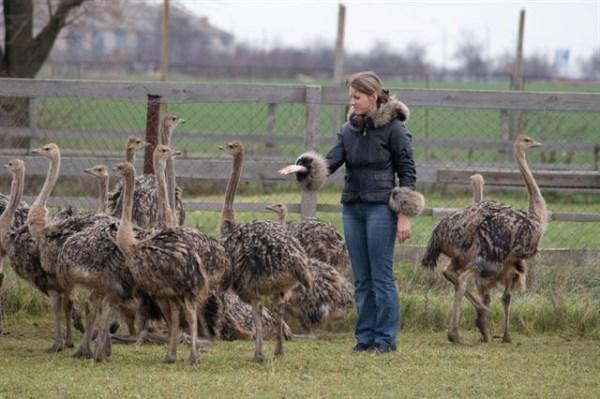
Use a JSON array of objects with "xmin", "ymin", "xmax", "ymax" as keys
[{"xmin": 0, "ymin": 317, "xmax": 598, "ymax": 398}]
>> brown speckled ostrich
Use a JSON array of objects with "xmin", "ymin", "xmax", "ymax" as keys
[
  {"xmin": 0, "ymin": 160, "xmax": 86, "ymax": 339},
  {"xmin": 266, "ymin": 203, "xmax": 354, "ymax": 333},
  {"xmin": 27, "ymin": 143, "xmax": 100, "ymax": 352},
  {"xmin": 108, "ymin": 117, "xmax": 186, "ymax": 229},
  {"xmin": 220, "ymin": 140, "xmax": 311, "ymax": 362},
  {"xmin": 0, "ymin": 160, "xmax": 28, "ymax": 333},
  {"xmin": 266, "ymin": 203, "xmax": 349, "ymax": 274},
  {"xmin": 154, "ymin": 144, "xmax": 229, "ymax": 340},
  {"xmin": 84, "ymin": 165, "xmax": 109, "ymax": 214},
  {"xmin": 422, "ymin": 135, "xmax": 547, "ymax": 344},
  {"xmin": 115, "ymin": 160, "xmax": 208, "ymax": 364}
]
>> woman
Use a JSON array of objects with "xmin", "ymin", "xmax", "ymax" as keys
[{"xmin": 279, "ymin": 71, "xmax": 423, "ymax": 353}]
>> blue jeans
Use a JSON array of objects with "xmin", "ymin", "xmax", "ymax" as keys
[{"xmin": 343, "ymin": 203, "xmax": 400, "ymax": 346}]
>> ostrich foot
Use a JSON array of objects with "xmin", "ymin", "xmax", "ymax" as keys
[
  {"xmin": 502, "ymin": 334, "xmax": 512, "ymax": 343},
  {"xmin": 447, "ymin": 332, "xmax": 461, "ymax": 344},
  {"xmin": 186, "ymin": 354, "xmax": 198, "ymax": 365},
  {"xmin": 162, "ymin": 354, "xmax": 177, "ymax": 364},
  {"xmin": 253, "ymin": 353, "xmax": 265, "ymax": 363},
  {"xmin": 72, "ymin": 347, "xmax": 93, "ymax": 359},
  {"xmin": 475, "ymin": 311, "xmax": 490, "ymax": 343},
  {"xmin": 46, "ymin": 341, "xmax": 66, "ymax": 353},
  {"xmin": 274, "ymin": 347, "xmax": 284, "ymax": 358}
]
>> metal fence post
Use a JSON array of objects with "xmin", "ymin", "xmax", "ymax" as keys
[{"xmin": 300, "ymin": 85, "xmax": 322, "ymax": 219}]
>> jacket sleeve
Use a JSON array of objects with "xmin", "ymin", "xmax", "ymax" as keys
[
  {"xmin": 325, "ymin": 130, "xmax": 346, "ymax": 175},
  {"xmin": 389, "ymin": 121, "xmax": 416, "ymax": 189}
]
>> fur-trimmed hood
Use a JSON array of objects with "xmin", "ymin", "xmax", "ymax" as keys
[{"xmin": 347, "ymin": 95, "xmax": 410, "ymax": 131}]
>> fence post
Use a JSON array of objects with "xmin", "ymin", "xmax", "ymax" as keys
[
  {"xmin": 301, "ymin": 85, "xmax": 322, "ymax": 219},
  {"xmin": 143, "ymin": 94, "xmax": 165, "ymax": 174},
  {"xmin": 266, "ymin": 103, "xmax": 277, "ymax": 155}
]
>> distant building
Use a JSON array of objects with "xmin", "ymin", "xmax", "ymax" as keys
[{"xmin": 49, "ymin": 1, "xmax": 234, "ymax": 74}]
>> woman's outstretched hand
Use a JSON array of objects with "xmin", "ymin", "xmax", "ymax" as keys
[
  {"xmin": 396, "ymin": 213, "xmax": 412, "ymax": 243},
  {"xmin": 278, "ymin": 164, "xmax": 308, "ymax": 176}
]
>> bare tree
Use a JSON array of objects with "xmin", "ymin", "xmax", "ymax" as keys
[{"xmin": 454, "ymin": 32, "xmax": 488, "ymax": 77}]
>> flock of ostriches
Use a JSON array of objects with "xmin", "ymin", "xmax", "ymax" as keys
[{"xmin": 0, "ymin": 113, "xmax": 548, "ymax": 365}]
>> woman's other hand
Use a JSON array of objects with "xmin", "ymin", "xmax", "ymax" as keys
[{"xmin": 396, "ymin": 213, "xmax": 412, "ymax": 243}]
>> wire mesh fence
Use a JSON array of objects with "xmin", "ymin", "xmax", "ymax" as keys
[{"xmin": 0, "ymin": 80, "xmax": 598, "ymax": 255}]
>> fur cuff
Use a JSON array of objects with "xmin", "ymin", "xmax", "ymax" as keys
[
  {"xmin": 389, "ymin": 187, "xmax": 425, "ymax": 217},
  {"xmin": 295, "ymin": 151, "xmax": 328, "ymax": 192}
]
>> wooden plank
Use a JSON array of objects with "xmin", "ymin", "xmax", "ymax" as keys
[
  {"xmin": 301, "ymin": 86, "xmax": 322, "ymax": 219},
  {"xmin": 2, "ymin": 79, "xmax": 600, "ymax": 112},
  {"xmin": 0, "ymin": 79, "xmax": 307, "ymax": 103},
  {"xmin": 322, "ymin": 86, "xmax": 600, "ymax": 111},
  {"xmin": 438, "ymin": 168, "xmax": 600, "ymax": 188},
  {"xmin": 15, "ymin": 195, "xmax": 598, "ymax": 224},
  {"xmin": 2, "ymin": 127, "xmax": 595, "ymax": 155},
  {"xmin": 396, "ymin": 245, "xmax": 600, "ymax": 267}
]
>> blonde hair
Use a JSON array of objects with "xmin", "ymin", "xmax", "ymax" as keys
[{"xmin": 346, "ymin": 71, "xmax": 390, "ymax": 105}]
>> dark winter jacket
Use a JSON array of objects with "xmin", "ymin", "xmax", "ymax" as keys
[{"xmin": 325, "ymin": 97, "xmax": 416, "ymax": 204}]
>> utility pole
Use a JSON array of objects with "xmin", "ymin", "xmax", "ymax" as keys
[
  {"xmin": 331, "ymin": 3, "xmax": 346, "ymax": 139},
  {"xmin": 160, "ymin": 0, "xmax": 170, "ymax": 81}
]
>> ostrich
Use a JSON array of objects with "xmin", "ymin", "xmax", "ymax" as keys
[
  {"xmin": 58, "ymin": 162, "xmax": 158, "ymax": 360},
  {"xmin": 220, "ymin": 291, "xmax": 293, "ymax": 341},
  {"xmin": 266, "ymin": 203, "xmax": 349, "ymax": 274},
  {"xmin": 220, "ymin": 140, "xmax": 311, "ymax": 362},
  {"xmin": 114, "ymin": 160, "xmax": 208, "ymax": 364},
  {"xmin": 26, "ymin": 143, "xmax": 102, "ymax": 352},
  {"xmin": 108, "ymin": 116, "xmax": 186, "ymax": 229},
  {"xmin": 84, "ymin": 165, "xmax": 109, "ymax": 214},
  {"xmin": 421, "ymin": 135, "xmax": 547, "ymax": 344},
  {"xmin": 154, "ymin": 144, "xmax": 230, "ymax": 341},
  {"xmin": 266, "ymin": 203, "xmax": 354, "ymax": 334},
  {"xmin": 0, "ymin": 160, "xmax": 29, "ymax": 333}
]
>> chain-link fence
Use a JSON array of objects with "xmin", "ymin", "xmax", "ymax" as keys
[{"xmin": 0, "ymin": 80, "xmax": 598, "ymax": 261}]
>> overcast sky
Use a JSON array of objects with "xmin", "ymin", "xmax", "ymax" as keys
[{"xmin": 168, "ymin": 0, "xmax": 600, "ymax": 75}]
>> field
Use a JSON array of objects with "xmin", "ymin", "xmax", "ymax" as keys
[
  {"xmin": 1, "ymin": 78, "xmax": 599, "ymax": 397},
  {"xmin": 1, "ymin": 318, "xmax": 599, "ymax": 398}
]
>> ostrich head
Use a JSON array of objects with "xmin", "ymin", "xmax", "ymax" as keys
[
  {"xmin": 514, "ymin": 134, "xmax": 542, "ymax": 153},
  {"xmin": 265, "ymin": 203, "xmax": 288, "ymax": 222},
  {"xmin": 163, "ymin": 113, "xmax": 186, "ymax": 132},
  {"xmin": 84, "ymin": 164, "xmax": 109, "ymax": 180},
  {"xmin": 4, "ymin": 158, "xmax": 24, "ymax": 175},
  {"xmin": 113, "ymin": 161, "xmax": 135, "ymax": 178},
  {"xmin": 154, "ymin": 144, "xmax": 182, "ymax": 163},
  {"xmin": 30, "ymin": 143, "xmax": 60, "ymax": 160},
  {"xmin": 126, "ymin": 135, "xmax": 147, "ymax": 152},
  {"xmin": 219, "ymin": 140, "xmax": 244, "ymax": 157},
  {"xmin": 469, "ymin": 174, "xmax": 484, "ymax": 188}
]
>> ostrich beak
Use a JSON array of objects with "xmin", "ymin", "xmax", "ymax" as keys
[
  {"xmin": 30, "ymin": 148, "xmax": 42, "ymax": 155},
  {"xmin": 3, "ymin": 164, "xmax": 9, "ymax": 169},
  {"xmin": 530, "ymin": 140, "xmax": 542, "ymax": 148},
  {"xmin": 172, "ymin": 150, "xmax": 182, "ymax": 157},
  {"xmin": 180, "ymin": 119, "xmax": 186, "ymax": 124},
  {"xmin": 83, "ymin": 168, "xmax": 94, "ymax": 175},
  {"xmin": 265, "ymin": 205, "xmax": 275, "ymax": 212}
]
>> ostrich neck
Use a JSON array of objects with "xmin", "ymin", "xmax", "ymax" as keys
[
  {"xmin": 28, "ymin": 155, "xmax": 59, "ymax": 240},
  {"xmin": 221, "ymin": 152, "xmax": 243, "ymax": 235},
  {"xmin": 125, "ymin": 147, "xmax": 135, "ymax": 163},
  {"xmin": 117, "ymin": 170, "xmax": 138, "ymax": 256},
  {"xmin": 96, "ymin": 177, "xmax": 108, "ymax": 214},
  {"xmin": 161, "ymin": 124, "xmax": 177, "ymax": 219},
  {"xmin": 32, "ymin": 155, "xmax": 59, "ymax": 210},
  {"xmin": 277, "ymin": 210, "xmax": 288, "ymax": 225},
  {"xmin": 472, "ymin": 182, "xmax": 483, "ymax": 203},
  {"xmin": 154, "ymin": 156, "xmax": 175, "ymax": 228},
  {"xmin": 0, "ymin": 168, "xmax": 24, "ymax": 246},
  {"xmin": 515, "ymin": 148, "xmax": 547, "ymax": 223}
]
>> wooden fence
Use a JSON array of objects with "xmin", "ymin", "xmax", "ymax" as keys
[{"xmin": 0, "ymin": 79, "xmax": 599, "ymax": 263}]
